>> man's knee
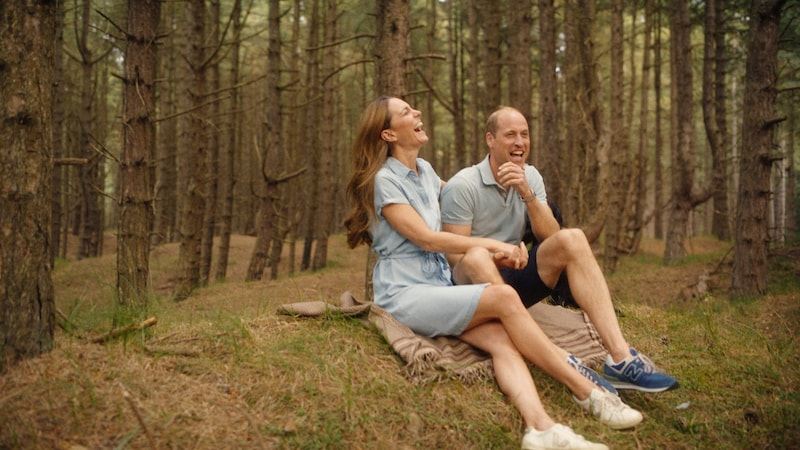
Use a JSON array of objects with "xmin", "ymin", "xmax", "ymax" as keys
[
  {"xmin": 551, "ymin": 228, "xmax": 591, "ymax": 255},
  {"xmin": 460, "ymin": 246, "xmax": 492, "ymax": 268},
  {"xmin": 454, "ymin": 247, "xmax": 498, "ymax": 284}
]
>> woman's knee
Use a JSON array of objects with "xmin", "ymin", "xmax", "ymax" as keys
[{"xmin": 482, "ymin": 284, "xmax": 524, "ymax": 313}]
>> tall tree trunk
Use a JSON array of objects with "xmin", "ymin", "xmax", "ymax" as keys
[
  {"xmin": 117, "ymin": 0, "xmax": 161, "ymax": 308},
  {"xmin": 508, "ymin": 0, "xmax": 533, "ymax": 150},
  {"xmin": 200, "ymin": 0, "xmax": 222, "ymax": 286},
  {"xmin": 215, "ymin": 0, "xmax": 243, "ymax": 281},
  {"xmin": 653, "ymin": 0, "xmax": 665, "ymax": 239},
  {"xmin": 477, "ymin": 0, "xmax": 503, "ymax": 114},
  {"xmin": 664, "ymin": 0, "xmax": 707, "ymax": 265},
  {"xmin": 311, "ymin": 0, "xmax": 341, "ymax": 271},
  {"xmin": 248, "ymin": 0, "xmax": 290, "ymax": 281},
  {"xmin": 77, "ymin": 0, "xmax": 102, "ymax": 259},
  {"xmin": 447, "ymin": 0, "xmax": 466, "ymax": 174},
  {"xmin": 563, "ymin": 0, "xmax": 607, "ymax": 240},
  {"xmin": 732, "ymin": 0, "xmax": 786, "ymax": 297},
  {"xmin": 467, "ymin": 0, "xmax": 481, "ymax": 165},
  {"xmin": 267, "ymin": 0, "xmax": 289, "ymax": 279},
  {"xmin": 623, "ymin": 0, "xmax": 655, "ymax": 255},
  {"xmin": 301, "ymin": 0, "xmax": 321, "ymax": 273},
  {"xmin": 604, "ymin": 0, "xmax": 625, "ymax": 273},
  {"xmin": 174, "ymin": 0, "xmax": 208, "ymax": 300},
  {"xmin": 153, "ymin": 2, "xmax": 179, "ymax": 246},
  {"xmin": 0, "ymin": 0, "xmax": 56, "ymax": 372},
  {"xmin": 703, "ymin": 0, "xmax": 731, "ymax": 241},
  {"xmin": 51, "ymin": 0, "xmax": 66, "ymax": 265},
  {"xmin": 538, "ymin": 0, "xmax": 560, "ymax": 203},
  {"xmin": 376, "ymin": 0, "xmax": 409, "ymax": 95}
]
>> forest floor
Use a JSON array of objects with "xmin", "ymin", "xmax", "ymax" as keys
[{"xmin": 1, "ymin": 233, "xmax": 798, "ymax": 449}]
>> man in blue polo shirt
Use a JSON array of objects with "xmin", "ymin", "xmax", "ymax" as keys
[{"xmin": 440, "ymin": 105, "xmax": 679, "ymax": 393}]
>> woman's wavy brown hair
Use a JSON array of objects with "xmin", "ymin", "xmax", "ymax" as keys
[{"xmin": 344, "ymin": 96, "xmax": 394, "ymax": 249}]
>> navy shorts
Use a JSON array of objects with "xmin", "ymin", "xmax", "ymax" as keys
[{"xmin": 499, "ymin": 245, "xmax": 570, "ymax": 308}]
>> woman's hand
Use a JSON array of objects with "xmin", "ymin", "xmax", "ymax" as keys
[{"xmin": 493, "ymin": 242, "xmax": 528, "ymax": 270}]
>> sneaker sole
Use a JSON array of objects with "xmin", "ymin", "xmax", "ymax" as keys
[
  {"xmin": 606, "ymin": 414, "xmax": 643, "ymax": 430},
  {"xmin": 605, "ymin": 379, "xmax": 680, "ymax": 393}
]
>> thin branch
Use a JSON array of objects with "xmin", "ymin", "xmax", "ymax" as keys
[
  {"xmin": 322, "ymin": 59, "xmax": 373, "ymax": 85},
  {"xmin": 152, "ymin": 96, "xmax": 228, "ymax": 124},
  {"xmin": 95, "ymin": 8, "xmax": 127, "ymax": 38},
  {"xmin": 414, "ymin": 68, "xmax": 455, "ymax": 115},
  {"xmin": 306, "ymin": 33, "xmax": 374, "ymax": 51},
  {"xmin": 92, "ymin": 317, "xmax": 158, "ymax": 344}
]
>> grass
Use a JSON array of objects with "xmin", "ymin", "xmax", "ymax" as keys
[{"xmin": 0, "ymin": 234, "xmax": 798, "ymax": 449}]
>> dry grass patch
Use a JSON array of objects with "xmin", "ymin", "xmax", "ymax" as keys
[{"xmin": 2, "ymin": 233, "xmax": 798, "ymax": 449}]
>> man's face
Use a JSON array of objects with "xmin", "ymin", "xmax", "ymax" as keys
[{"xmin": 486, "ymin": 110, "xmax": 530, "ymax": 167}]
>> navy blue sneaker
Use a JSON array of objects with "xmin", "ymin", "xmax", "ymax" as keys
[
  {"xmin": 603, "ymin": 348, "xmax": 679, "ymax": 393},
  {"xmin": 568, "ymin": 354, "xmax": 618, "ymax": 395}
]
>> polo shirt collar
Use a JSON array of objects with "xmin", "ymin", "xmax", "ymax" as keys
[{"xmin": 478, "ymin": 155, "xmax": 502, "ymax": 188}]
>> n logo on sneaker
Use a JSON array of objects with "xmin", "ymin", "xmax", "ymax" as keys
[{"xmin": 622, "ymin": 364, "xmax": 644, "ymax": 381}]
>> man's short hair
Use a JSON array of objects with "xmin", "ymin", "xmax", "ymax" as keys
[{"xmin": 485, "ymin": 106, "xmax": 523, "ymax": 136}]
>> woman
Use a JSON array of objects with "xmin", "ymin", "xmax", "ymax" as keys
[{"xmin": 344, "ymin": 97, "xmax": 640, "ymax": 450}]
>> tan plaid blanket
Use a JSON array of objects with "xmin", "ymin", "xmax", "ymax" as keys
[{"xmin": 278, "ymin": 291, "xmax": 607, "ymax": 383}]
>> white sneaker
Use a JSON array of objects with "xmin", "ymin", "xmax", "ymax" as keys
[
  {"xmin": 521, "ymin": 424, "xmax": 608, "ymax": 450},
  {"xmin": 574, "ymin": 389, "xmax": 644, "ymax": 430}
]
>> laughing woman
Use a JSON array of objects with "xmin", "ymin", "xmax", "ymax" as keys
[{"xmin": 344, "ymin": 96, "xmax": 641, "ymax": 450}]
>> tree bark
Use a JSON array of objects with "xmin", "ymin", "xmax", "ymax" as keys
[
  {"xmin": 376, "ymin": 0, "xmax": 409, "ymax": 96},
  {"xmin": 563, "ymin": 0, "xmax": 607, "ymax": 240},
  {"xmin": 200, "ymin": 0, "xmax": 222, "ymax": 286},
  {"xmin": 664, "ymin": 0, "xmax": 713, "ymax": 265},
  {"xmin": 508, "ymin": 0, "xmax": 533, "ymax": 151},
  {"xmin": 76, "ymin": 0, "xmax": 103, "ymax": 259},
  {"xmin": 215, "ymin": 0, "xmax": 243, "ymax": 281},
  {"xmin": 311, "ymin": 0, "xmax": 341, "ymax": 272},
  {"xmin": 538, "ymin": 0, "xmax": 560, "ymax": 204},
  {"xmin": 604, "ymin": 0, "xmax": 625, "ymax": 273},
  {"xmin": 732, "ymin": 0, "xmax": 786, "ymax": 297},
  {"xmin": 703, "ymin": 0, "xmax": 731, "ymax": 241},
  {"xmin": 653, "ymin": 2, "xmax": 665, "ymax": 240},
  {"xmin": 51, "ymin": 1, "xmax": 66, "ymax": 265},
  {"xmin": 0, "ymin": 0, "xmax": 56, "ymax": 372},
  {"xmin": 174, "ymin": 0, "xmax": 208, "ymax": 300},
  {"xmin": 117, "ymin": 0, "xmax": 161, "ymax": 308},
  {"xmin": 153, "ymin": 2, "xmax": 179, "ymax": 246}
]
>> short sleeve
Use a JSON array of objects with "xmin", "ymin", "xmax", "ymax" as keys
[
  {"xmin": 440, "ymin": 175, "xmax": 476, "ymax": 226},
  {"xmin": 374, "ymin": 171, "xmax": 410, "ymax": 216}
]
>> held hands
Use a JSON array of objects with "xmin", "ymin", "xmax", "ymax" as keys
[{"xmin": 492, "ymin": 241, "xmax": 529, "ymax": 270}]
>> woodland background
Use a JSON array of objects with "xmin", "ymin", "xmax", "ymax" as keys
[
  {"xmin": 1, "ymin": 1, "xmax": 799, "ymax": 448},
  {"xmin": 1, "ymin": 0, "xmax": 799, "ymax": 372}
]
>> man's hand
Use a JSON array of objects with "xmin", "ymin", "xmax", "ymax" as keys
[
  {"xmin": 493, "ymin": 241, "xmax": 529, "ymax": 270},
  {"xmin": 496, "ymin": 161, "xmax": 533, "ymax": 199}
]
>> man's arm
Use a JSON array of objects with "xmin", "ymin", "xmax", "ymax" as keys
[{"xmin": 525, "ymin": 198, "xmax": 560, "ymax": 242}]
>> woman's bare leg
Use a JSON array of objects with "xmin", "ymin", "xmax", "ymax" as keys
[{"xmin": 460, "ymin": 321, "xmax": 555, "ymax": 431}]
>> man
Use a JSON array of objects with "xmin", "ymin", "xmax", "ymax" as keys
[{"xmin": 440, "ymin": 106, "xmax": 679, "ymax": 393}]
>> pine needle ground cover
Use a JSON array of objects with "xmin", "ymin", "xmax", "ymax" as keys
[{"xmin": 1, "ymin": 235, "xmax": 797, "ymax": 449}]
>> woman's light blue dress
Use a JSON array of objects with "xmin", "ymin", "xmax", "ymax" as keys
[{"xmin": 371, "ymin": 157, "xmax": 487, "ymax": 337}]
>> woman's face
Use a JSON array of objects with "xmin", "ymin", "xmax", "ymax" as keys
[{"xmin": 383, "ymin": 98, "xmax": 428, "ymax": 148}]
